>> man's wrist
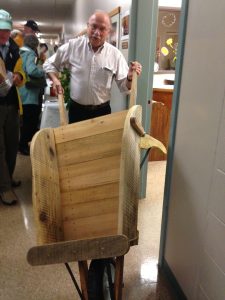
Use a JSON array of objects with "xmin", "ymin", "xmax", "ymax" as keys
[{"xmin": 127, "ymin": 75, "xmax": 132, "ymax": 82}]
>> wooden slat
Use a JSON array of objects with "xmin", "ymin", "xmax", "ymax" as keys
[
  {"xmin": 53, "ymin": 110, "xmax": 127, "ymax": 144},
  {"xmin": 30, "ymin": 129, "xmax": 63, "ymax": 245},
  {"xmin": 56, "ymin": 129, "xmax": 123, "ymax": 167},
  {"xmin": 62, "ymin": 197, "xmax": 118, "ymax": 221},
  {"xmin": 59, "ymin": 155, "xmax": 121, "ymax": 192},
  {"xmin": 27, "ymin": 235, "xmax": 130, "ymax": 266},
  {"xmin": 63, "ymin": 211, "xmax": 118, "ymax": 240},
  {"xmin": 61, "ymin": 182, "xmax": 119, "ymax": 206}
]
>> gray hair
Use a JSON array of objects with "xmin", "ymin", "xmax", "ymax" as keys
[
  {"xmin": 24, "ymin": 34, "xmax": 39, "ymax": 50},
  {"xmin": 10, "ymin": 29, "xmax": 22, "ymax": 39}
]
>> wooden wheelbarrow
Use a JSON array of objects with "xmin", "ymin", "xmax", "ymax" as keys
[{"xmin": 27, "ymin": 73, "xmax": 166, "ymax": 300}]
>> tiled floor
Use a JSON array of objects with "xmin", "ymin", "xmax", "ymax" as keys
[{"xmin": 0, "ymin": 155, "xmax": 177, "ymax": 300}]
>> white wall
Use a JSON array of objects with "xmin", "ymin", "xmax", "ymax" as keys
[
  {"xmin": 164, "ymin": 0, "xmax": 225, "ymax": 299},
  {"xmin": 70, "ymin": 0, "xmax": 131, "ymax": 36}
]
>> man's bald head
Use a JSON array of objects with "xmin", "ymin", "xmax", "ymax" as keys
[{"xmin": 87, "ymin": 11, "xmax": 111, "ymax": 51}]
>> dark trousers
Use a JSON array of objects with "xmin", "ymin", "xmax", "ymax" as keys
[
  {"xmin": 68, "ymin": 101, "xmax": 111, "ymax": 124},
  {"xmin": 0, "ymin": 105, "xmax": 19, "ymax": 191},
  {"xmin": 19, "ymin": 104, "xmax": 40, "ymax": 150}
]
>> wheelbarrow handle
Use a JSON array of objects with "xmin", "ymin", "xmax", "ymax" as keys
[
  {"xmin": 58, "ymin": 93, "xmax": 68, "ymax": 126},
  {"xmin": 130, "ymin": 117, "xmax": 145, "ymax": 137},
  {"xmin": 129, "ymin": 71, "xmax": 137, "ymax": 108}
]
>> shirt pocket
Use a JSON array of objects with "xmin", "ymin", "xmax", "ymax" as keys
[{"xmin": 96, "ymin": 66, "xmax": 114, "ymax": 89}]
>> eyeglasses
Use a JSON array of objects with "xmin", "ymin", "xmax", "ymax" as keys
[{"xmin": 88, "ymin": 23, "xmax": 109, "ymax": 33}]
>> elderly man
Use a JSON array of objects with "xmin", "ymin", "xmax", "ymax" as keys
[
  {"xmin": 24, "ymin": 20, "xmax": 40, "ymax": 36},
  {"xmin": 43, "ymin": 10, "xmax": 142, "ymax": 123},
  {"xmin": 0, "ymin": 9, "xmax": 25, "ymax": 205}
]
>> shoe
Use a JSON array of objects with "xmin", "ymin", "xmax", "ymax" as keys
[
  {"xmin": 19, "ymin": 147, "xmax": 30, "ymax": 156},
  {"xmin": 0, "ymin": 190, "xmax": 18, "ymax": 205},
  {"xmin": 12, "ymin": 179, "xmax": 21, "ymax": 188}
]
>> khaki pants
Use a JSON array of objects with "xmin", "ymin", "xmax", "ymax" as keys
[{"xmin": 0, "ymin": 105, "xmax": 19, "ymax": 191}]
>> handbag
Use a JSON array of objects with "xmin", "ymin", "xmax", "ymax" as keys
[{"xmin": 25, "ymin": 75, "xmax": 47, "ymax": 89}]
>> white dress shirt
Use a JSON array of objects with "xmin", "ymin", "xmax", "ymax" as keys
[{"xmin": 43, "ymin": 36, "xmax": 129, "ymax": 105}]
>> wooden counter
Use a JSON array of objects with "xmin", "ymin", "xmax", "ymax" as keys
[{"xmin": 149, "ymin": 85, "xmax": 173, "ymax": 161}]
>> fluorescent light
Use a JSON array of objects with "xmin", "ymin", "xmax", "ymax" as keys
[{"xmin": 158, "ymin": 0, "xmax": 182, "ymax": 8}]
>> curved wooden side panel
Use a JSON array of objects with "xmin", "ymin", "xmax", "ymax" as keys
[
  {"xmin": 30, "ymin": 129, "xmax": 64, "ymax": 245},
  {"xmin": 118, "ymin": 105, "xmax": 142, "ymax": 243}
]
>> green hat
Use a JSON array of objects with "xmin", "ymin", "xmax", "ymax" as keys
[{"xmin": 0, "ymin": 9, "xmax": 13, "ymax": 30}]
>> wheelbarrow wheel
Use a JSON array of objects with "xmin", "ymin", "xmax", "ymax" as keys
[{"xmin": 87, "ymin": 258, "xmax": 115, "ymax": 300}]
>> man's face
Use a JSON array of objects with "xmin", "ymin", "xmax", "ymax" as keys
[
  {"xmin": 0, "ymin": 29, "xmax": 10, "ymax": 45},
  {"xmin": 87, "ymin": 13, "xmax": 111, "ymax": 50}
]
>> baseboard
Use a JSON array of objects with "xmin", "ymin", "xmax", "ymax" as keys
[{"xmin": 159, "ymin": 258, "xmax": 187, "ymax": 300}]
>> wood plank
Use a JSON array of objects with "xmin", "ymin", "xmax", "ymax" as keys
[
  {"xmin": 53, "ymin": 110, "xmax": 127, "ymax": 144},
  {"xmin": 114, "ymin": 256, "xmax": 124, "ymax": 300},
  {"xmin": 63, "ymin": 212, "xmax": 118, "ymax": 240},
  {"xmin": 109, "ymin": 6, "xmax": 121, "ymax": 17},
  {"xmin": 56, "ymin": 129, "xmax": 123, "ymax": 167},
  {"xmin": 30, "ymin": 129, "xmax": 63, "ymax": 245},
  {"xmin": 78, "ymin": 261, "xmax": 89, "ymax": 300},
  {"xmin": 61, "ymin": 182, "xmax": 119, "ymax": 206},
  {"xmin": 62, "ymin": 197, "xmax": 118, "ymax": 221},
  {"xmin": 59, "ymin": 155, "xmax": 121, "ymax": 192},
  {"xmin": 27, "ymin": 235, "xmax": 129, "ymax": 266}
]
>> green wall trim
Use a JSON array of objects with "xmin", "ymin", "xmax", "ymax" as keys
[
  {"xmin": 129, "ymin": 0, "xmax": 159, "ymax": 198},
  {"xmin": 158, "ymin": 0, "xmax": 189, "ymax": 265}
]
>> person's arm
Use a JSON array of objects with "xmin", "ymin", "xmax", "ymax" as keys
[
  {"xmin": 47, "ymin": 71, "xmax": 63, "ymax": 94},
  {"xmin": 126, "ymin": 61, "xmax": 142, "ymax": 89},
  {"xmin": 115, "ymin": 54, "xmax": 142, "ymax": 93},
  {"xmin": 43, "ymin": 43, "xmax": 69, "ymax": 95}
]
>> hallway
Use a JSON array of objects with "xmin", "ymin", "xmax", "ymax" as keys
[{"xmin": 0, "ymin": 155, "xmax": 177, "ymax": 299}]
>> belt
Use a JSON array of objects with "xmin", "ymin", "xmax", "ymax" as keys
[{"xmin": 71, "ymin": 100, "xmax": 110, "ymax": 111}]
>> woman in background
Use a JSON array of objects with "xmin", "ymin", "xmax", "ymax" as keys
[{"xmin": 19, "ymin": 34, "xmax": 45, "ymax": 155}]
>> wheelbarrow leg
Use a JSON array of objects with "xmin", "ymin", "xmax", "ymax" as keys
[
  {"xmin": 114, "ymin": 256, "xmax": 124, "ymax": 300},
  {"xmin": 78, "ymin": 260, "xmax": 89, "ymax": 300}
]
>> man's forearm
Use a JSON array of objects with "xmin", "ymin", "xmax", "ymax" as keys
[{"xmin": 47, "ymin": 72, "xmax": 59, "ymax": 82}]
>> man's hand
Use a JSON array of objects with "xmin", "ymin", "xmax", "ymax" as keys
[
  {"xmin": 52, "ymin": 78, "xmax": 64, "ymax": 95},
  {"xmin": 47, "ymin": 72, "xmax": 64, "ymax": 95},
  {"xmin": 127, "ymin": 61, "xmax": 142, "ymax": 81},
  {"xmin": 13, "ymin": 72, "xmax": 23, "ymax": 86}
]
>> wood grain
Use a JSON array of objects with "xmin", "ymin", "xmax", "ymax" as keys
[
  {"xmin": 27, "ymin": 235, "xmax": 129, "ymax": 265},
  {"xmin": 30, "ymin": 129, "xmax": 63, "ymax": 244}
]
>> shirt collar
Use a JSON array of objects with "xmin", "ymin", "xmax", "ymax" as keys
[{"xmin": 87, "ymin": 39, "xmax": 105, "ymax": 53}]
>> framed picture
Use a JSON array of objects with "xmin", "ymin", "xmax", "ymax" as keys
[
  {"xmin": 108, "ymin": 6, "xmax": 121, "ymax": 48},
  {"xmin": 121, "ymin": 10, "xmax": 129, "ymax": 40},
  {"xmin": 122, "ymin": 40, "xmax": 128, "ymax": 49}
]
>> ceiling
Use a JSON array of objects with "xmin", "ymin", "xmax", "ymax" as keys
[
  {"xmin": 0, "ymin": 0, "xmax": 75, "ymax": 40},
  {"xmin": 1, "ymin": 0, "xmax": 181, "ymax": 43}
]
